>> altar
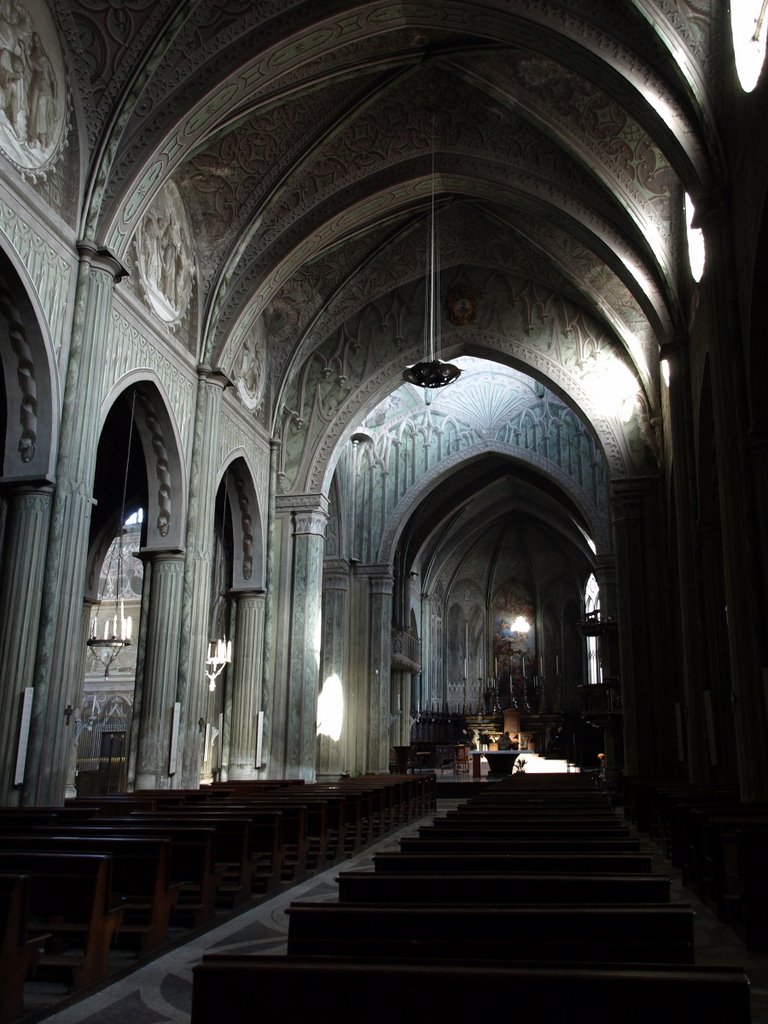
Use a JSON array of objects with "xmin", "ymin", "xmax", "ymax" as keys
[{"xmin": 471, "ymin": 750, "xmax": 521, "ymax": 778}]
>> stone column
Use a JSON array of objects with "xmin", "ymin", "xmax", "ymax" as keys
[
  {"xmin": 176, "ymin": 367, "xmax": 229, "ymax": 789},
  {"xmin": 368, "ymin": 568, "xmax": 394, "ymax": 773},
  {"xmin": 696, "ymin": 195, "xmax": 768, "ymax": 799},
  {"xmin": 283, "ymin": 500, "xmax": 328, "ymax": 780},
  {"xmin": 390, "ymin": 669, "xmax": 412, "ymax": 747},
  {"xmin": 132, "ymin": 550, "xmax": 185, "ymax": 789},
  {"xmin": 0, "ymin": 483, "xmax": 53, "ymax": 804},
  {"xmin": 226, "ymin": 588, "xmax": 266, "ymax": 779},
  {"xmin": 65, "ymin": 601, "xmax": 97, "ymax": 799},
  {"xmin": 748, "ymin": 430, "xmax": 768, "ymax": 610},
  {"xmin": 611, "ymin": 476, "xmax": 677, "ymax": 777},
  {"xmin": 259, "ymin": 438, "xmax": 279, "ymax": 776},
  {"xmin": 662, "ymin": 341, "xmax": 712, "ymax": 781},
  {"xmin": 24, "ymin": 244, "xmax": 126, "ymax": 805},
  {"xmin": 317, "ymin": 561, "xmax": 350, "ymax": 777}
]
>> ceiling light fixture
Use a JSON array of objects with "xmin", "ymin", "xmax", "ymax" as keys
[{"xmin": 403, "ymin": 130, "xmax": 460, "ymax": 400}]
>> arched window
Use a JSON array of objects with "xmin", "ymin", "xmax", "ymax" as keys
[
  {"xmin": 584, "ymin": 573, "xmax": 602, "ymax": 687},
  {"xmin": 731, "ymin": 1, "xmax": 768, "ymax": 92},
  {"xmin": 684, "ymin": 193, "xmax": 706, "ymax": 283}
]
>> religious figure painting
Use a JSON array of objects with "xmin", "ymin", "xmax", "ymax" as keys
[
  {"xmin": 446, "ymin": 282, "xmax": 479, "ymax": 325},
  {"xmin": 137, "ymin": 180, "xmax": 196, "ymax": 324},
  {"xmin": 0, "ymin": 0, "xmax": 67, "ymax": 179},
  {"xmin": 234, "ymin": 316, "xmax": 267, "ymax": 413}
]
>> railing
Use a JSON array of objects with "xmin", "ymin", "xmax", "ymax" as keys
[
  {"xmin": 391, "ymin": 627, "xmax": 421, "ymax": 672},
  {"xmin": 578, "ymin": 681, "xmax": 622, "ymax": 718}
]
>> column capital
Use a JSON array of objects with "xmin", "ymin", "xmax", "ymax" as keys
[
  {"xmin": 367, "ymin": 567, "xmax": 395, "ymax": 596},
  {"xmin": 610, "ymin": 476, "xmax": 660, "ymax": 519},
  {"xmin": 0, "ymin": 478, "xmax": 54, "ymax": 496},
  {"xmin": 75, "ymin": 240, "xmax": 129, "ymax": 282},
  {"xmin": 229, "ymin": 587, "xmax": 266, "ymax": 601},
  {"xmin": 275, "ymin": 492, "xmax": 329, "ymax": 517},
  {"xmin": 323, "ymin": 560, "xmax": 351, "ymax": 591},
  {"xmin": 196, "ymin": 364, "xmax": 232, "ymax": 390},
  {"xmin": 134, "ymin": 547, "xmax": 185, "ymax": 563},
  {"xmin": 293, "ymin": 509, "xmax": 328, "ymax": 538}
]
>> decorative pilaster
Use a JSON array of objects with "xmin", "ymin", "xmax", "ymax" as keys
[
  {"xmin": 368, "ymin": 568, "xmax": 394, "ymax": 773},
  {"xmin": 177, "ymin": 366, "xmax": 230, "ymax": 788},
  {"xmin": 23, "ymin": 244, "xmax": 126, "ymax": 805},
  {"xmin": 133, "ymin": 550, "xmax": 185, "ymax": 789},
  {"xmin": 225, "ymin": 588, "xmax": 266, "ymax": 779},
  {"xmin": 0, "ymin": 483, "xmax": 53, "ymax": 804},
  {"xmin": 611, "ymin": 477, "xmax": 676, "ymax": 776},
  {"xmin": 284, "ymin": 501, "xmax": 328, "ymax": 780}
]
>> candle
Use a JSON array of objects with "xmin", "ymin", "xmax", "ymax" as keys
[{"xmin": 521, "ymin": 655, "xmax": 525, "ymax": 677}]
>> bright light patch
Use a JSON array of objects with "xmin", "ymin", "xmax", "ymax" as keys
[
  {"xmin": 317, "ymin": 673, "xmax": 344, "ymax": 742},
  {"xmin": 582, "ymin": 351, "xmax": 638, "ymax": 423},
  {"xmin": 731, "ymin": 1, "xmax": 768, "ymax": 92},
  {"xmin": 685, "ymin": 193, "xmax": 706, "ymax": 283},
  {"xmin": 661, "ymin": 359, "xmax": 671, "ymax": 387}
]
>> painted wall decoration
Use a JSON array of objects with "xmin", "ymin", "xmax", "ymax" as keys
[
  {"xmin": 0, "ymin": 0, "xmax": 68, "ymax": 181},
  {"xmin": 136, "ymin": 179, "xmax": 195, "ymax": 324},
  {"xmin": 233, "ymin": 315, "xmax": 267, "ymax": 413},
  {"xmin": 492, "ymin": 584, "xmax": 535, "ymax": 710}
]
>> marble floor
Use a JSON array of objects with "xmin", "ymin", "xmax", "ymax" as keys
[{"xmin": 18, "ymin": 786, "xmax": 768, "ymax": 1024}]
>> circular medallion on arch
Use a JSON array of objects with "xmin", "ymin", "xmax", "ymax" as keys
[
  {"xmin": 136, "ymin": 179, "xmax": 195, "ymax": 324},
  {"xmin": 0, "ymin": 0, "xmax": 69, "ymax": 181}
]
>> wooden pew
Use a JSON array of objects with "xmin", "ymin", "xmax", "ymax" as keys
[
  {"xmin": 443, "ymin": 804, "xmax": 619, "ymax": 818},
  {"xmin": 0, "ymin": 874, "xmax": 49, "ymax": 1024},
  {"xmin": 335, "ymin": 870, "xmax": 672, "ymax": 905},
  {"xmin": 122, "ymin": 804, "xmax": 309, "ymax": 883},
  {"xmin": 372, "ymin": 850, "xmax": 656, "ymax": 874},
  {"xmin": 191, "ymin": 956, "xmax": 752, "ymax": 1024},
  {"xmin": 0, "ymin": 851, "xmax": 124, "ymax": 991},
  {"xmin": 284, "ymin": 901, "xmax": 697, "ymax": 964},
  {"xmin": 0, "ymin": 835, "xmax": 180, "ymax": 955},
  {"xmin": 730, "ymin": 825, "xmax": 768, "ymax": 948},
  {"xmin": 398, "ymin": 834, "xmax": 642, "ymax": 853},
  {"xmin": 20, "ymin": 824, "xmax": 222, "ymax": 928},
  {"xmin": 67, "ymin": 796, "xmax": 287, "ymax": 894},
  {"xmin": 698, "ymin": 815, "xmax": 768, "ymax": 936},
  {"xmin": 679, "ymin": 803, "xmax": 768, "ymax": 898},
  {"xmin": 95, "ymin": 815, "xmax": 254, "ymax": 907},
  {"xmin": 419, "ymin": 819, "xmax": 631, "ymax": 837}
]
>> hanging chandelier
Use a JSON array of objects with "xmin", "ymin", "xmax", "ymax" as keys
[
  {"xmin": 205, "ymin": 637, "xmax": 232, "ymax": 692},
  {"xmin": 402, "ymin": 142, "xmax": 461, "ymax": 397},
  {"xmin": 87, "ymin": 394, "xmax": 135, "ymax": 676}
]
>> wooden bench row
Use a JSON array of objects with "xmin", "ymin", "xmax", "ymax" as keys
[
  {"xmin": 191, "ymin": 773, "xmax": 750, "ymax": 1022},
  {"xmin": 0, "ymin": 874, "xmax": 48, "ymax": 1024},
  {"xmin": 622, "ymin": 775, "xmax": 768, "ymax": 948},
  {"xmin": 0, "ymin": 772, "xmax": 431, "ymax": 1019},
  {"xmin": 191, "ymin": 956, "xmax": 751, "ymax": 1024}
]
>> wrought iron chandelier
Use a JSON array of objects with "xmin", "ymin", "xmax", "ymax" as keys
[
  {"xmin": 403, "ymin": 143, "xmax": 461, "ymax": 397},
  {"xmin": 87, "ymin": 394, "xmax": 135, "ymax": 676}
]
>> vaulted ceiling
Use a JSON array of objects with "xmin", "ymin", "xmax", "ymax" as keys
[{"xmin": 54, "ymin": 1, "xmax": 723, "ymax": 570}]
